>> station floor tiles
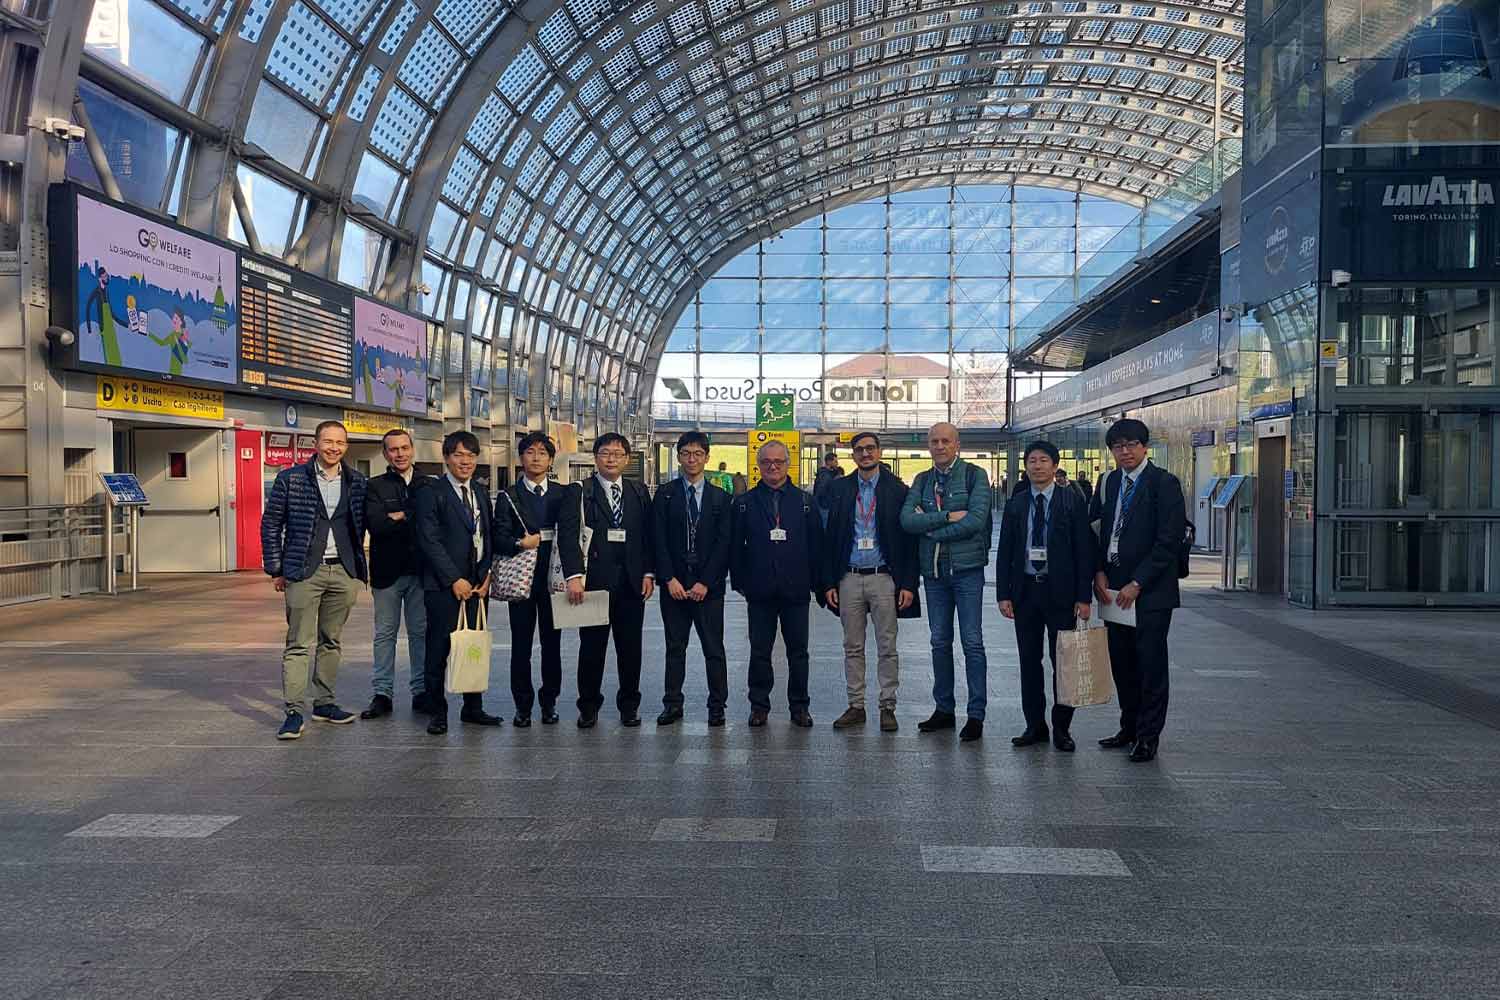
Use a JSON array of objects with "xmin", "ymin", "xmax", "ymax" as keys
[{"xmin": 2, "ymin": 571, "xmax": 1499, "ymax": 999}]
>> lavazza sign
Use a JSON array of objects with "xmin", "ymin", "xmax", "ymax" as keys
[{"xmin": 1381, "ymin": 175, "xmax": 1495, "ymax": 223}]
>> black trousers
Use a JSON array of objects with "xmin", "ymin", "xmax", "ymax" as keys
[
  {"xmin": 508, "ymin": 587, "xmax": 562, "ymax": 716},
  {"xmin": 1106, "ymin": 608, "xmax": 1173, "ymax": 741},
  {"xmin": 1014, "ymin": 582, "xmax": 1074, "ymax": 734},
  {"xmin": 660, "ymin": 592, "xmax": 728, "ymax": 713},
  {"xmin": 746, "ymin": 597, "xmax": 810, "ymax": 714},
  {"xmin": 423, "ymin": 589, "xmax": 488, "ymax": 719},
  {"xmin": 576, "ymin": 584, "xmax": 645, "ymax": 718}
]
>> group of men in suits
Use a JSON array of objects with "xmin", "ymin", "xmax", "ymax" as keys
[{"xmin": 264, "ymin": 416, "xmax": 1185, "ymax": 762}]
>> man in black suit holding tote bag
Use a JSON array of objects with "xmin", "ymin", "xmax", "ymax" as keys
[
  {"xmin": 995, "ymin": 440, "xmax": 1095, "ymax": 752},
  {"xmin": 1090, "ymin": 418, "xmax": 1187, "ymax": 763},
  {"xmin": 414, "ymin": 431, "xmax": 499, "ymax": 736},
  {"xmin": 559, "ymin": 433, "xmax": 655, "ymax": 729}
]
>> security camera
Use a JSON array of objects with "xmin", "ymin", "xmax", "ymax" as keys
[
  {"xmin": 414, "ymin": 282, "xmax": 433, "ymax": 296},
  {"xmin": 40, "ymin": 117, "xmax": 84, "ymax": 141},
  {"xmin": 1219, "ymin": 307, "xmax": 1236, "ymax": 322},
  {"xmin": 1330, "ymin": 269, "xmax": 1352, "ymax": 288},
  {"xmin": 44, "ymin": 325, "xmax": 76, "ymax": 347}
]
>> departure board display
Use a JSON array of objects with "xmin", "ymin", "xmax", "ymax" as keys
[{"xmin": 239, "ymin": 255, "xmax": 354, "ymax": 404}]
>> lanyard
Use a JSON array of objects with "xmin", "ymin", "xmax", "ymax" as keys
[
  {"xmin": 856, "ymin": 482, "xmax": 877, "ymax": 530},
  {"xmin": 933, "ymin": 467, "xmax": 951, "ymax": 510}
]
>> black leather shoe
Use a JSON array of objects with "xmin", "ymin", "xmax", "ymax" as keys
[
  {"xmin": 1011, "ymin": 725, "xmax": 1049, "ymax": 747},
  {"xmin": 707, "ymin": 712, "xmax": 726, "ymax": 728},
  {"xmin": 656, "ymin": 708, "xmax": 683, "ymax": 726},
  {"xmin": 748, "ymin": 709, "xmax": 768, "ymax": 727},
  {"xmin": 512, "ymin": 715, "xmax": 532, "ymax": 728},
  {"xmin": 460, "ymin": 709, "xmax": 502, "ymax": 727},
  {"xmin": 917, "ymin": 710, "xmax": 957, "ymax": 733},
  {"xmin": 621, "ymin": 714, "xmax": 642, "ymax": 727},
  {"xmin": 360, "ymin": 695, "xmax": 392, "ymax": 720},
  {"xmin": 426, "ymin": 717, "xmax": 448, "ymax": 735},
  {"xmin": 577, "ymin": 714, "xmax": 597, "ymax": 729},
  {"xmin": 1053, "ymin": 732, "xmax": 1076, "ymax": 752},
  {"xmin": 1098, "ymin": 731, "xmax": 1135, "ymax": 749},
  {"xmin": 959, "ymin": 719, "xmax": 984, "ymax": 742},
  {"xmin": 1128, "ymin": 738, "xmax": 1159, "ymax": 763},
  {"xmin": 790, "ymin": 711, "xmax": 814, "ymax": 728},
  {"xmin": 411, "ymin": 694, "xmax": 433, "ymax": 715},
  {"xmin": 541, "ymin": 710, "xmax": 560, "ymax": 725}
]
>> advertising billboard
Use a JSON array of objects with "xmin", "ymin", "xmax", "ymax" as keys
[
  {"xmin": 68, "ymin": 190, "xmax": 238, "ymax": 386},
  {"xmin": 352, "ymin": 296, "xmax": 427, "ymax": 416}
]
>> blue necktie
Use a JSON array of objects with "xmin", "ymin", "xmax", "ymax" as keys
[
  {"xmin": 1031, "ymin": 493, "xmax": 1047, "ymax": 572},
  {"xmin": 686, "ymin": 484, "xmax": 700, "ymax": 554}
]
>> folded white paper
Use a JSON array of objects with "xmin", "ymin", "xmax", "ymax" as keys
[
  {"xmin": 550, "ymin": 590, "xmax": 610, "ymax": 628},
  {"xmin": 1100, "ymin": 591, "xmax": 1137, "ymax": 627}
]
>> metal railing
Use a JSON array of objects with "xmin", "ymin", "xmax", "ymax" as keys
[{"xmin": 0, "ymin": 504, "xmax": 135, "ymax": 606}]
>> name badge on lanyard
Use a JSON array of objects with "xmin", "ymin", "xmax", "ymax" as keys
[
  {"xmin": 770, "ymin": 528, "xmax": 788, "ymax": 542},
  {"xmin": 607, "ymin": 528, "xmax": 627, "ymax": 543},
  {"xmin": 539, "ymin": 529, "xmax": 555, "ymax": 541},
  {"xmin": 856, "ymin": 488, "xmax": 877, "ymax": 549},
  {"xmin": 1028, "ymin": 546, "xmax": 1048, "ymax": 563}
]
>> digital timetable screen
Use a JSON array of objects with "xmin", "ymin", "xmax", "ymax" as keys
[{"xmin": 238, "ymin": 255, "xmax": 354, "ymax": 404}]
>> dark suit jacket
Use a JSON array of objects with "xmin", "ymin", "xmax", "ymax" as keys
[
  {"xmin": 729, "ymin": 483, "xmax": 825, "ymax": 603},
  {"xmin": 557, "ymin": 476, "xmax": 654, "ymax": 592},
  {"xmin": 652, "ymin": 477, "xmax": 732, "ymax": 597},
  {"xmin": 995, "ymin": 484, "xmax": 1096, "ymax": 625},
  {"xmin": 1090, "ymin": 462, "xmax": 1186, "ymax": 611},
  {"xmin": 823, "ymin": 470, "xmax": 919, "ymax": 596},
  {"xmin": 492, "ymin": 479, "xmax": 567, "ymax": 593},
  {"xmin": 414, "ymin": 475, "xmax": 494, "ymax": 592}
]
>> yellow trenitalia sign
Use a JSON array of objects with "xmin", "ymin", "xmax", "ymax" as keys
[
  {"xmin": 747, "ymin": 429, "xmax": 801, "ymax": 487},
  {"xmin": 343, "ymin": 409, "xmax": 409, "ymax": 437},
  {"xmin": 97, "ymin": 375, "xmax": 224, "ymax": 421}
]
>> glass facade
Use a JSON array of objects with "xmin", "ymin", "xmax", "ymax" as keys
[{"xmin": 655, "ymin": 183, "xmax": 1138, "ymax": 431}]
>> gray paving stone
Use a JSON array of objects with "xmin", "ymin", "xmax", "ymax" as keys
[{"xmin": 920, "ymin": 845, "xmax": 1132, "ymax": 876}]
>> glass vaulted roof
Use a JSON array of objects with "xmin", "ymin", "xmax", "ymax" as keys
[{"xmin": 78, "ymin": 0, "xmax": 1245, "ymax": 426}]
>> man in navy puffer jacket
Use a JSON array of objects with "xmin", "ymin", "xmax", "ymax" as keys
[{"xmin": 262, "ymin": 420, "xmax": 369, "ymax": 741}]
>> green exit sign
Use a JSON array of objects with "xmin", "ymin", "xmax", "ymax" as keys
[{"xmin": 755, "ymin": 392, "xmax": 795, "ymax": 429}]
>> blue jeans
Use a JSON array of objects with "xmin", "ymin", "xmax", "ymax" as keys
[
  {"xmin": 924, "ymin": 566, "xmax": 988, "ymax": 720},
  {"xmin": 371, "ymin": 574, "xmax": 427, "ymax": 698}
]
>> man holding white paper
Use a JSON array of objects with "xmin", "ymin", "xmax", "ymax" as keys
[
  {"xmin": 559, "ymin": 433, "xmax": 655, "ymax": 729},
  {"xmin": 1091, "ymin": 418, "xmax": 1186, "ymax": 763}
]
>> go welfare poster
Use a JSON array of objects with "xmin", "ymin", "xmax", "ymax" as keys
[
  {"xmin": 352, "ymin": 297, "xmax": 426, "ymax": 416},
  {"xmin": 75, "ymin": 195, "xmax": 238, "ymax": 385}
]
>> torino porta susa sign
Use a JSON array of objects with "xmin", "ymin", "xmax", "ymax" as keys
[{"xmin": 699, "ymin": 376, "xmax": 950, "ymax": 404}]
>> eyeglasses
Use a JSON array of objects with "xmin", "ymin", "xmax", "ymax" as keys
[
  {"xmin": 759, "ymin": 459, "xmax": 787, "ymax": 467},
  {"xmin": 678, "ymin": 449, "xmax": 707, "ymax": 459},
  {"xmin": 1109, "ymin": 440, "xmax": 1145, "ymax": 452},
  {"xmin": 597, "ymin": 449, "xmax": 628, "ymax": 459},
  {"xmin": 852, "ymin": 445, "xmax": 878, "ymax": 455}
]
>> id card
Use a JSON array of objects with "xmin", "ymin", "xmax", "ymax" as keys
[
  {"xmin": 1028, "ymin": 547, "xmax": 1048, "ymax": 563},
  {"xmin": 607, "ymin": 528, "xmax": 627, "ymax": 543},
  {"xmin": 539, "ymin": 529, "xmax": 555, "ymax": 541},
  {"xmin": 857, "ymin": 537, "xmax": 876, "ymax": 550},
  {"xmin": 769, "ymin": 528, "xmax": 788, "ymax": 542}
]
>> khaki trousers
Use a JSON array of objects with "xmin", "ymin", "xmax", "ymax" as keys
[
  {"xmin": 838, "ymin": 571, "xmax": 900, "ymax": 709},
  {"xmin": 282, "ymin": 563, "xmax": 360, "ymax": 712}
]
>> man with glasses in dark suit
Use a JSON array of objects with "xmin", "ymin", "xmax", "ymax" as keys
[
  {"xmin": 1091, "ymin": 418, "xmax": 1187, "ymax": 763},
  {"xmin": 653, "ymin": 431, "xmax": 733, "ymax": 727},
  {"xmin": 414, "ymin": 430, "xmax": 499, "ymax": 736},
  {"xmin": 559, "ymin": 433, "xmax": 655, "ymax": 729}
]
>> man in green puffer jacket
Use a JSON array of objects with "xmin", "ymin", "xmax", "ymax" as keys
[{"xmin": 900, "ymin": 422, "xmax": 994, "ymax": 742}]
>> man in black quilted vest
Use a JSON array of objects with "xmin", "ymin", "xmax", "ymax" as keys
[{"xmin": 262, "ymin": 420, "xmax": 368, "ymax": 741}]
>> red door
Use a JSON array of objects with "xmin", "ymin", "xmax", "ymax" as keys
[{"xmin": 234, "ymin": 430, "xmax": 263, "ymax": 570}]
